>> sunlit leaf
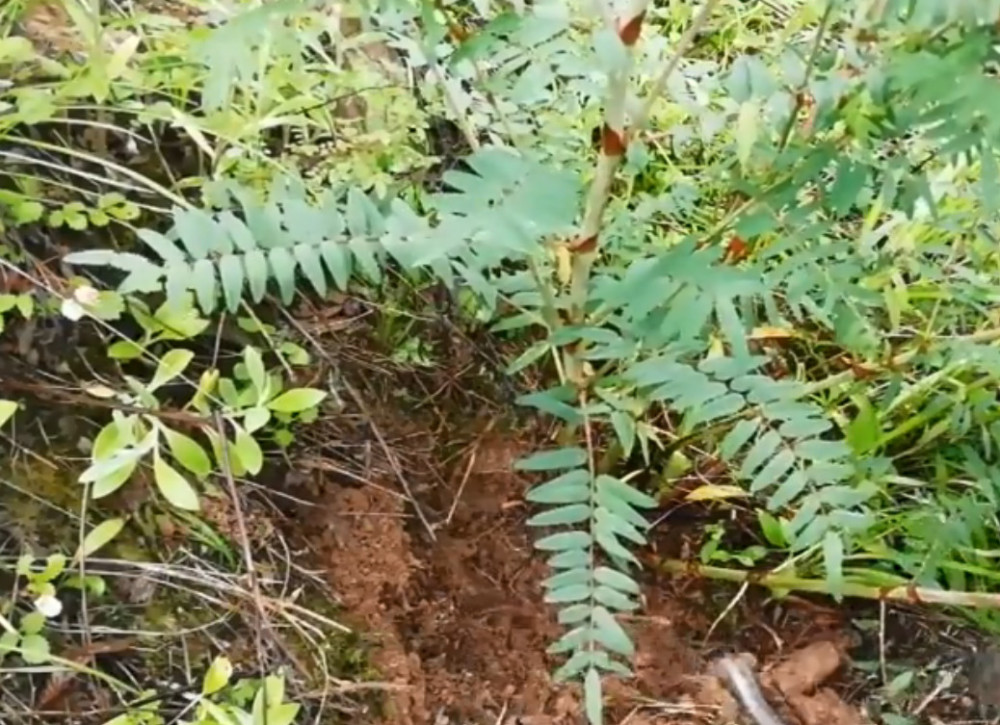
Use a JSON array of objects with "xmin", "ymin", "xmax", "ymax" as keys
[
  {"xmin": 163, "ymin": 427, "xmax": 212, "ymax": 480},
  {"xmin": 153, "ymin": 451, "xmax": 200, "ymax": 510},
  {"xmin": 75, "ymin": 518, "xmax": 126, "ymax": 561},
  {"xmin": 267, "ymin": 388, "xmax": 327, "ymax": 413},
  {"xmin": 0, "ymin": 400, "xmax": 18, "ymax": 427},
  {"xmin": 149, "ymin": 349, "xmax": 194, "ymax": 391},
  {"xmin": 202, "ymin": 656, "xmax": 233, "ymax": 695}
]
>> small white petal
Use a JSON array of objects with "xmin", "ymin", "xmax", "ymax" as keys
[
  {"xmin": 34, "ymin": 594, "xmax": 62, "ymax": 618},
  {"xmin": 61, "ymin": 298, "xmax": 85, "ymax": 321},
  {"xmin": 74, "ymin": 285, "xmax": 100, "ymax": 306}
]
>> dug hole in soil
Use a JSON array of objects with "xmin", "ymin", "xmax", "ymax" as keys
[
  {"xmin": 286, "ymin": 382, "xmax": 868, "ymax": 725},
  {"xmin": 300, "ymin": 425, "xmax": 621, "ymax": 725},
  {"xmin": 281, "ymin": 320, "xmax": 991, "ymax": 725}
]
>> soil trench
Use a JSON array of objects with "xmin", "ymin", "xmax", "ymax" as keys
[
  {"xmin": 295, "ymin": 421, "xmax": 977, "ymax": 725},
  {"xmin": 301, "ymin": 432, "xmax": 698, "ymax": 724}
]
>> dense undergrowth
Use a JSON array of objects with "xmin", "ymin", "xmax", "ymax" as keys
[{"xmin": 4, "ymin": 0, "xmax": 1000, "ymax": 723}]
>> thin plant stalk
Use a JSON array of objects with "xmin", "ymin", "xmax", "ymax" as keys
[{"xmin": 661, "ymin": 560, "xmax": 1000, "ymax": 609}]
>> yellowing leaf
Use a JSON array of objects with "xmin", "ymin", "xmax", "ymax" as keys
[
  {"xmin": 233, "ymin": 428, "xmax": 263, "ymax": 475},
  {"xmin": 149, "ymin": 349, "xmax": 194, "ymax": 391},
  {"xmin": 163, "ymin": 426, "xmax": 212, "ymax": 480},
  {"xmin": 202, "ymin": 655, "xmax": 233, "ymax": 695},
  {"xmin": 190, "ymin": 368, "xmax": 220, "ymax": 414},
  {"xmin": 0, "ymin": 400, "xmax": 19, "ymax": 427},
  {"xmin": 267, "ymin": 388, "xmax": 327, "ymax": 414},
  {"xmin": 749, "ymin": 326, "xmax": 797, "ymax": 340},
  {"xmin": 75, "ymin": 518, "xmax": 126, "ymax": 562},
  {"xmin": 108, "ymin": 340, "xmax": 144, "ymax": 360},
  {"xmin": 153, "ymin": 451, "xmax": 200, "ymax": 510},
  {"xmin": 685, "ymin": 484, "xmax": 748, "ymax": 502}
]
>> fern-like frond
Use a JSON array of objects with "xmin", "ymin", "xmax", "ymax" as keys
[
  {"xmin": 516, "ymin": 447, "xmax": 657, "ymax": 703},
  {"xmin": 65, "ymin": 184, "xmax": 390, "ymax": 314},
  {"xmin": 64, "ymin": 146, "xmax": 581, "ymax": 317},
  {"xmin": 625, "ymin": 354, "xmax": 861, "ymax": 558}
]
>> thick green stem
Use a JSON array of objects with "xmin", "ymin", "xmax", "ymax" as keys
[{"xmin": 660, "ymin": 560, "xmax": 1000, "ymax": 609}]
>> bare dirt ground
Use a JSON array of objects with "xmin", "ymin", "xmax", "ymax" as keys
[
  {"xmin": 277, "ymin": 333, "xmax": 894, "ymax": 725},
  {"xmin": 300, "ymin": 428, "xmax": 699, "ymax": 725},
  {"xmin": 255, "ymin": 296, "xmax": 994, "ymax": 725}
]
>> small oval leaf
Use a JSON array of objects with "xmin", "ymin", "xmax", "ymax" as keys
[
  {"xmin": 153, "ymin": 451, "xmax": 200, "ymax": 510},
  {"xmin": 75, "ymin": 518, "xmax": 126, "ymax": 561},
  {"xmin": 267, "ymin": 388, "xmax": 327, "ymax": 413}
]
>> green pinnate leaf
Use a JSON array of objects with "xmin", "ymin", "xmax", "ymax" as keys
[
  {"xmin": 687, "ymin": 393, "xmax": 746, "ymax": 426},
  {"xmin": 740, "ymin": 430, "xmax": 782, "ymax": 478},
  {"xmin": 268, "ymin": 247, "xmax": 298, "ymax": 304},
  {"xmin": 591, "ymin": 606, "xmax": 634, "ymax": 656},
  {"xmin": 320, "ymin": 241, "xmax": 351, "ymax": 290},
  {"xmin": 173, "ymin": 207, "xmax": 217, "ymax": 258},
  {"xmin": 554, "ymin": 651, "xmax": 593, "ymax": 682},
  {"xmin": 294, "ymin": 243, "xmax": 327, "ymax": 297},
  {"xmin": 593, "ymin": 566, "xmax": 639, "ymax": 594},
  {"xmin": 593, "ymin": 526, "xmax": 638, "ymax": 564},
  {"xmin": 545, "ymin": 584, "xmax": 592, "ymax": 604},
  {"xmin": 796, "ymin": 439, "xmax": 851, "ymax": 461},
  {"xmin": 527, "ymin": 504, "xmax": 591, "ymax": 527},
  {"xmin": 543, "ymin": 568, "xmax": 590, "ymax": 590},
  {"xmin": 584, "ymin": 667, "xmax": 602, "ymax": 725},
  {"xmin": 547, "ymin": 626, "xmax": 590, "ymax": 654},
  {"xmin": 516, "ymin": 448, "xmax": 588, "ymax": 471},
  {"xmin": 527, "ymin": 469, "xmax": 590, "ymax": 504},
  {"xmin": 536, "ymin": 531, "xmax": 591, "ymax": 551},
  {"xmin": 595, "ymin": 475, "xmax": 657, "ymax": 509},
  {"xmin": 350, "ymin": 239, "xmax": 382, "ymax": 283},
  {"xmin": 557, "ymin": 604, "xmax": 592, "ymax": 625},
  {"xmin": 219, "ymin": 254, "xmax": 245, "ymax": 313},
  {"xmin": 594, "ymin": 585, "xmax": 638, "ymax": 612},
  {"xmin": 609, "ymin": 410, "xmax": 636, "ymax": 457},
  {"xmin": 137, "ymin": 228, "xmax": 185, "ymax": 265},
  {"xmin": 548, "ymin": 549, "xmax": 590, "ymax": 569},
  {"xmin": 749, "ymin": 448, "xmax": 796, "ymax": 493},
  {"xmin": 192, "ymin": 258, "xmax": 218, "ymax": 314},
  {"xmin": 720, "ymin": 419, "xmax": 759, "ymax": 460},
  {"xmin": 245, "ymin": 249, "xmax": 269, "ymax": 302},
  {"xmin": 594, "ymin": 506, "xmax": 646, "ymax": 545}
]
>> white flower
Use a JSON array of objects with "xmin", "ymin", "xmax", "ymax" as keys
[
  {"xmin": 60, "ymin": 298, "xmax": 85, "ymax": 321},
  {"xmin": 74, "ymin": 285, "xmax": 100, "ymax": 306},
  {"xmin": 34, "ymin": 594, "xmax": 62, "ymax": 618}
]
